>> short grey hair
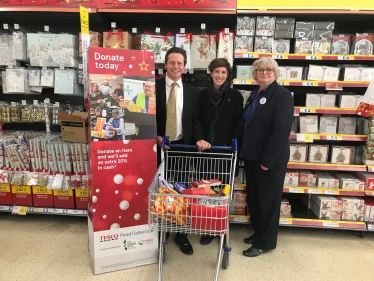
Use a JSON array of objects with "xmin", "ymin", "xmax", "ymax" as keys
[
  {"xmin": 112, "ymin": 109, "xmax": 119, "ymax": 115},
  {"xmin": 251, "ymin": 57, "xmax": 280, "ymax": 81}
]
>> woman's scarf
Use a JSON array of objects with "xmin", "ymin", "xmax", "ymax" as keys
[{"xmin": 208, "ymin": 79, "xmax": 230, "ymax": 125}]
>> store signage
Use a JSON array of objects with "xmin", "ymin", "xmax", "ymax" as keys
[
  {"xmin": 87, "ymin": 47, "xmax": 157, "ymax": 274},
  {"xmin": 0, "ymin": 0, "xmax": 96, "ymax": 8},
  {"xmin": 237, "ymin": 0, "xmax": 374, "ymax": 10}
]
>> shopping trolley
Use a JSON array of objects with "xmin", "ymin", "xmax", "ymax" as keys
[{"xmin": 148, "ymin": 137, "xmax": 237, "ymax": 281}]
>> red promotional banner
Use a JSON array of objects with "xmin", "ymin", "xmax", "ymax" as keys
[
  {"xmin": 97, "ymin": 0, "xmax": 235, "ymax": 10},
  {"xmin": 0, "ymin": 0, "xmax": 96, "ymax": 8}
]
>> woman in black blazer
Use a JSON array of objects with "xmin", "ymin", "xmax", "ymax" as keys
[
  {"xmin": 199, "ymin": 58, "xmax": 243, "ymax": 245},
  {"xmin": 241, "ymin": 57, "xmax": 294, "ymax": 257}
]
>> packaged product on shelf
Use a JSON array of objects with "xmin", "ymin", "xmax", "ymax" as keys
[
  {"xmin": 331, "ymin": 146, "xmax": 353, "ymax": 164},
  {"xmin": 315, "ymin": 22, "xmax": 335, "ymax": 30},
  {"xmin": 274, "ymin": 31, "xmax": 294, "ymax": 39},
  {"xmin": 342, "ymin": 196, "xmax": 366, "ymax": 210},
  {"xmin": 217, "ymin": 31, "xmax": 234, "ymax": 66},
  {"xmin": 312, "ymin": 39, "xmax": 332, "ymax": 54},
  {"xmin": 298, "ymin": 170, "xmax": 317, "ymax": 186},
  {"xmin": 236, "ymin": 65, "xmax": 251, "ymax": 79},
  {"xmin": 280, "ymin": 199, "xmax": 291, "ymax": 217},
  {"xmin": 322, "ymin": 66, "xmax": 340, "ymax": 81},
  {"xmin": 294, "ymin": 39, "xmax": 313, "ymax": 54},
  {"xmin": 309, "ymin": 144, "xmax": 329, "ymax": 163},
  {"xmin": 355, "ymin": 172, "xmax": 374, "ymax": 190},
  {"xmin": 343, "ymin": 66, "xmax": 361, "ymax": 81},
  {"xmin": 78, "ymin": 31, "xmax": 103, "ymax": 57},
  {"xmin": 299, "ymin": 115, "xmax": 319, "ymax": 133},
  {"xmin": 254, "ymin": 36, "xmax": 273, "ymax": 53},
  {"xmin": 294, "ymin": 30, "xmax": 314, "ymax": 39},
  {"xmin": 233, "ymin": 191, "xmax": 246, "ymax": 205},
  {"xmin": 354, "ymin": 145, "xmax": 365, "ymax": 165},
  {"xmin": 320, "ymin": 93, "xmax": 337, "ymax": 107},
  {"xmin": 103, "ymin": 30, "xmax": 132, "ymax": 49},
  {"xmin": 291, "ymin": 117, "xmax": 298, "ymax": 133},
  {"xmin": 319, "ymin": 116, "xmax": 338, "ymax": 134},
  {"xmin": 275, "ymin": 24, "xmax": 294, "ymax": 31},
  {"xmin": 315, "ymin": 171, "xmax": 330, "ymax": 187},
  {"xmin": 334, "ymin": 173, "xmax": 362, "ymax": 190},
  {"xmin": 278, "ymin": 66, "xmax": 287, "ymax": 80},
  {"xmin": 353, "ymin": 33, "xmax": 374, "ymax": 55},
  {"xmin": 295, "ymin": 22, "xmax": 316, "ymax": 30},
  {"xmin": 284, "ymin": 170, "xmax": 299, "ymax": 186},
  {"xmin": 255, "ymin": 16, "xmax": 275, "ymax": 36},
  {"xmin": 289, "ymin": 144, "xmax": 308, "ymax": 162},
  {"xmin": 230, "ymin": 204, "xmax": 246, "ymax": 215},
  {"xmin": 272, "ymin": 39, "xmax": 290, "ymax": 54},
  {"xmin": 236, "ymin": 16, "xmax": 256, "ymax": 36},
  {"xmin": 314, "ymin": 30, "xmax": 333, "ymax": 39},
  {"xmin": 5, "ymin": 68, "xmax": 28, "ymax": 94},
  {"xmin": 286, "ymin": 66, "xmax": 303, "ymax": 80},
  {"xmin": 190, "ymin": 34, "xmax": 216, "ymax": 69},
  {"xmin": 235, "ymin": 36, "xmax": 254, "ymax": 52},
  {"xmin": 360, "ymin": 67, "xmax": 374, "ymax": 81},
  {"xmin": 364, "ymin": 199, "xmax": 374, "ymax": 221},
  {"xmin": 307, "ymin": 65, "xmax": 324, "ymax": 81},
  {"xmin": 176, "ymin": 33, "xmax": 192, "ymax": 69},
  {"xmin": 140, "ymin": 33, "xmax": 174, "ymax": 63},
  {"xmin": 0, "ymin": 34, "xmax": 14, "ymax": 66},
  {"xmin": 305, "ymin": 93, "xmax": 321, "ymax": 106},
  {"xmin": 10, "ymin": 32, "xmax": 27, "ymax": 61},
  {"xmin": 332, "ymin": 34, "xmax": 351, "ymax": 54},
  {"xmin": 234, "ymin": 168, "xmax": 245, "ymax": 184},
  {"xmin": 27, "ymin": 33, "xmax": 78, "ymax": 68},
  {"xmin": 311, "ymin": 204, "xmax": 335, "ymax": 220},
  {"xmin": 312, "ymin": 195, "xmax": 341, "ymax": 211},
  {"xmin": 54, "ymin": 69, "xmax": 79, "ymax": 95},
  {"xmin": 40, "ymin": 69, "xmax": 54, "ymax": 88},
  {"xmin": 338, "ymin": 117, "xmax": 357, "ymax": 134},
  {"xmin": 341, "ymin": 209, "xmax": 364, "ymax": 221},
  {"xmin": 339, "ymin": 94, "xmax": 357, "ymax": 108},
  {"xmin": 276, "ymin": 18, "xmax": 295, "ymax": 24},
  {"xmin": 28, "ymin": 69, "xmax": 41, "ymax": 87}
]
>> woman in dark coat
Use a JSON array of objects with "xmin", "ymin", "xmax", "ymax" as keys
[{"xmin": 199, "ymin": 58, "xmax": 243, "ymax": 245}]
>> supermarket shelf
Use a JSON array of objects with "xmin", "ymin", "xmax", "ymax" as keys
[
  {"xmin": 236, "ymin": 10, "xmax": 374, "ymax": 15},
  {"xmin": 294, "ymin": 106, "xmax": 357, "ymax": 115},
  {"xmin": 365, "ymin": 191, "xmax": 374, "ymax": 196},
  {"xmin": 0, "ymin": 205, "xmax": 87, "ymax": 216},
  {"xmin": 230, "ymin": 215, "xmax": 366, "ymax": 230},
  {"xmin": 367, "ymin": 166, "xmax": 374, "ymax": 172},
  {"xmin": 367, "ymin": 223, "xmax": 374, "ymax": 231},
  {"xmin": 234, "ymin": 183, "xmax": 246, "ymax": 191},
  {"xmin": 283, "ymin": 186, "xmax": 366, "ymax": 196},
  {"xmin": 234, "ymin": 52, "xmax": 374, "ymax": 61},
  {"xmin": 97, "ymin": 8, "xmax": 236, "ymax": 14},
  {"xmin": 233, "ymin": 79, "xmax": 370, "ymax": 88},
  {"xmin": 289, "ymin": 133, "xmax": 367, "ymax": 142},
  {"xmin": 0, "ymin": 7, "xmax": 95, "ymax": 13},
  {"xmin": 287, "ymin": 162, "xmax": 367, "ymax": 171}
]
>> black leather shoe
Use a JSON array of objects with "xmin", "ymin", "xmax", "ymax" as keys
[
  {"xmin": 175, "ymin": 233, "xmax": 193, "ymax": 255},
  {"xmin": 243, "ymin": 235, "xmax": 254, "ymax": 244},
  {"xmin": 243, "ymin": 247, "xmax": 268, "ymax": 257},
  {"xmin": 200, "ymin": 235, "xmax": 217, "ymax": 245}
]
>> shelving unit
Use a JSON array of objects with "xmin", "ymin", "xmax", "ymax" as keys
[
  {"xmin": 0, "ymin": 205, "xmax": 87, "ymax": 216},
  {"xmin": 233, "ymin": 78, "xmax": 370, "ymax": 87}
]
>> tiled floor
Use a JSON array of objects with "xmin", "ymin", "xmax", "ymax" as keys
[{"xmin": 0, "ymin": 213, "xmax": 374, "ymax": 281}]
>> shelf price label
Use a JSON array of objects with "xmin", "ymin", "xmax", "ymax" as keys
[
  {"xmin": 12, "ymin": 206, "xmax": 27, "ymax": 215},
  {"xmin": 3, "ymin": 24, "xmax": 8, "ymax": 30},
  {"xmin": 14, "ymin": 24, "xmax": 19, "ymax": 30},
  {"xmin": 54, "ymin": 190, "xmax": 73, "ymax": 196},
  {"xmin": 325, "ymin": 135, "xmax": 342, "ymax": 141},
  {"xmin": 12, "ymin": 185, "xmax": 31, "ymax": 194},
  {"xmin": 231, "ymin": 217, "xmax": 247, "ymax": 223},
  {"xmin": 368, "ymin": 224, "xmax": 373, "ymax": 230},
  {"xmin": 242, "ymin": 53, "xmax": 257, "ymax": 58},
  {"xmin": 308, "ymin": 189, "xmax": 321, "ymax": 194},
  {"xmin": 75, "ymin": 189, "xmax": 89, "ymax": 197},
  {"xmin": 0, "ymin": 205, "xmax": 11, "ymax": 211},
  {"xmin": 338, "ymin": 55, "xmax": 351, "ymax": 60},
  {"xmin": 67, "ymin": 209, "xmax": 85, "ymax": 215},
  {"xmin": 272, "ymin": 54, "xmax": 287, "ymax": 59},
  {"xmin": 0, "ymin": 183, "xmax": 10, "ymax": 192},
  {"xmin": 302, "ymin": 81, "xmax": 316, "ymax": 87},
  {"xmin": 322, "ymin": 221, "xmax": 338, "ymax": 228},
  {"xmin": 289, "ymin": 188, "xmax": 301, "ymax": 193},
  {"xmin": 279, "ymin": 219, "xmax": 291, "ymax": 225},
  {"xmin": 299, "ymin": 108, "xmax": 316, "ymax": 113},
  {"xmin": 324, "ymin": 189, "xmax": 338, "ymax": 195},
  {"xmin": 306, "ymin": 55, "xmax": 321, "ymax": 60},
  {"xmin": 278, "ymin": 81, "xmax": 286, "ymax": 86},
  {"xmin": 48, "ymin": 208, "xmax": 64, "ymax": 214},
  {"xmin": 32, "ymin": 186, "xmax": 52, "ymax": 195}
]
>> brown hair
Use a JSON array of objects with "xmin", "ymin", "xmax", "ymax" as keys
[
  {"xmin": 208, "ymin": 58, "xmax": 231, "ymax": 73},
  {"xmin": 165, "ymin": 47, "xmax": 187, "ymax": 66}
]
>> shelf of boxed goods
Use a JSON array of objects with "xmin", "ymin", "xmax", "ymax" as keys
[
  {"xmin": 294, "ymin": 106, "xmax": 357, "ymax": 115},
  {"xmin": 229, "ymin": 215, "xmax": 366, "ymax": 230},
  {"xmin": 234, "ymin": 52, "xmax": 374, "ymax": 61},
  {"xmin": 287, "ymin": 162, "xmax": 367, "ymax": 172},
  {"xmin": 233, "ymin": 79, "xmax": 370, "ymax": 88},
  {"xmin": 0, "ymin": 204, "xmax": 87, "ymax": 216},
  {"xmin": 289, "ymin": 133, "xmax": 367, "ymax": 142}
]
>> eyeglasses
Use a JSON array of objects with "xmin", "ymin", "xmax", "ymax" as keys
[{"xmin": 256, "ymin": 68, "xmax": 275, "ymax": 74}]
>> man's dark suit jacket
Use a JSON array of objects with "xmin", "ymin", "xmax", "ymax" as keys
[
  {"xmin": 241, "ymin": 80, "xmax": 294, "ymax": 169},
  {"xmin": 156, "ymin": 77, "xmax": 204, "ymax": 145}
]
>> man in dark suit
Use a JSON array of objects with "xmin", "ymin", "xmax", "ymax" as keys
[{"xmin": 156, "ymin": 47, "xmax": 210, "ymax": 255}]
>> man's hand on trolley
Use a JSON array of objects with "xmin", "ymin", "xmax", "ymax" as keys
[
  {"xmin": 196, "ymin": 140, "xmax": 211, "ymax": 151},
  {"xmin": 157, "ymin": 135, "xmax": 170, "ymax": 149}
]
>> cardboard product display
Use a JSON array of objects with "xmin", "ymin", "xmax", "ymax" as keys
[
  {"xmin": 299, "ymin": 115, "xmax": 319, "ymax": 133},
  {"xmin": 53, "ymin": 189, "xmax": 75, "ymax": 209},
  {"xmin": 237, "ymin": 16, "xmax": 256, "ymax": 36},
  {"xmin": 331, "ymin": 146, "xmax": 353, "ymax": 164},
  {"xmin": 11, "ymin": 185, "xmax": 33, "ymax": 207},
  {"xmin": 353, "ymin": 33, "xmax": 374, "ymax": 55},
  {"xmin": 0, "ymin": 183, "xmax": 12, "ymax": 205},
  {"xmin": 298, "ymin": 170, "xmax": 317, "ymax": 187},
  {"xmin": 57, "ymin": 112, "xmax": 89, "ymax": 143},
  {"xmin": 32, "ymin": 186, "xmax": 53, "ymax": 207},
  {"xmin": 319, "ymin": 116, "xmax": 338, "ymax": 134},
  {"xmin": 289, "ymin": 144, "xmax": 308, "ymax": 162},
  {"xmin": 27, "ymin": 33, "xmax": 78, "ymax": 68},
  {"xmin": 140, "ymin": 33, "xmax": 174, "ymax": 64},
  {"xmin": 75, "ymin": 188, "xmax": 89, "ymax": 209},
  {"xmin": 190, "ymin": 35, "xmax": 216, "ymax": 69},
  {"xmin": 218, "ymin": 31, "xmax": 234, "ymax": 66},
  {"xmin": 272, "ymin": 39, "xmax": 290, "ymax": 54},
  {"xmin": 338, "ymin": 117, "xmax": 357, "ymax": 134},
  {"xmin": 255, "ymin": 16, "xmax": 276, "ymax": 36},
  {"xmin": 295, "ymin": 39, "xmax": 313, "ymax": 54},
  {"xmin": 312, "ymin": 39, "xmax": 332, "ymax": 54},
  {"xmin": 342, "ymin": 209, "xmax": 365, "ymax": 221},
  {"xmin": 79, "ymin": 32, "xmax": 103, "ymax": 57},
  {"xmin": 103, "ymin": 30, "xmax": 132, "ymax": 50},
  {"xmin": 175, "ymin": 33, "xmax": 192, "ymax": 69},
  {"xmin": 309, "ymin": 145, "xmax": 329, "ymax": 163},
  {"xmin": 332, "ymin": 35, "xmax": 351, "ymax": 54},
  {"xmin": 284, "ymin": 170, "xmax": 299, "ymax": 186},
  {"xmin": 235, "ymin": 36, "xmax": 254, "ymax": 52},
  {"xmin": 254, "ymin": 36, "xmax": 273, "ymax": 53}
]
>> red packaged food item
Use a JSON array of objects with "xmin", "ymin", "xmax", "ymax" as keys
[{"xmin": 191, "ymin": 178, "xmax": 222, "ymax": 188}]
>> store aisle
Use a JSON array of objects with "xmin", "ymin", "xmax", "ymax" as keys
[{"xmin": 0, "ymin": 213, "xmax": 373, "ymax": 281}]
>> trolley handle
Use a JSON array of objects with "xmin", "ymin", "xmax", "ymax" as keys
[{"xmin": 162, "ymin": 136, "xmax": 237, "ymax": 152}]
